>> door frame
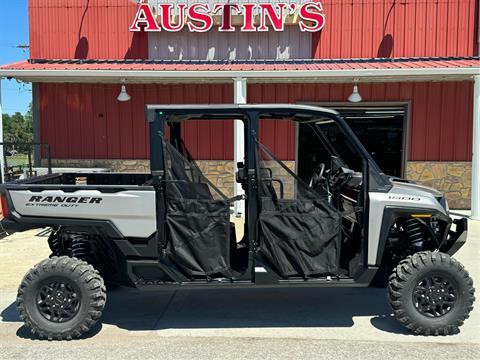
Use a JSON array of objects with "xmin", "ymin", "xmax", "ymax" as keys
[{"xmin": 298, "ymin": 101, "xmax": 411, "ymax": 178}]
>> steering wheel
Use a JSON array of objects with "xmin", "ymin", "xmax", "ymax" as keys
[{"xmin": 309, "ymin": 163, "xmax": 326, "ymax": 188}]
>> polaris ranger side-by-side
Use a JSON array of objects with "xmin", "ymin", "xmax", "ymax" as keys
[{"xmin": 0, "ymin": 104, "xmax": 474, "ymax": 340}]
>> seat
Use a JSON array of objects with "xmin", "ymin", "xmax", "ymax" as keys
[{"xmin": 260, "ymin": 167, "xmax": 284, "ymax": 203}]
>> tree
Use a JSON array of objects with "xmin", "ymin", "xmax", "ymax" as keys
[{"xmin": 2, "ymin": 103, "xmax": 34, "ymax": 151}]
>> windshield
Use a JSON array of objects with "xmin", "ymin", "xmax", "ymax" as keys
[
  {"xmin": 313, "ymin": 122, "xmax": 363, "ymax": 172},
  {"xmin": 299, "ymin": 115, "xmax": 392, "ymax": 192}
]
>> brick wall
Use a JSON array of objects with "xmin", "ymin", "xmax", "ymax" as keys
[
  {"xmin": 46, "ymin": 159, "xmax": 297, "ymax": 199},
  {"xmin": 46, "ymin": 159, "xmax": 472, "ymax": 209},
  {"xmin": 47, "ymin": 159, "xmax": 235, "ymax": 197}
]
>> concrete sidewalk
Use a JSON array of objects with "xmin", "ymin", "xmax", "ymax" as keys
[{"xmin": 0, "ymin": 220, "xmax": 479, "ymax": 358}]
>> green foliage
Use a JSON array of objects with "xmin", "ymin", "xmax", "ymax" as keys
[{"xmin": 2, "ymin": 103, "xmax": 34, "ymax": 145}]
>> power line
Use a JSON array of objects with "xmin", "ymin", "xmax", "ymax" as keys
[
  {"xmin": 2, "ymin": 89, "xmax": 32, "ymax": 94},
  {"xmin": 2, "ymin": 109, "xmax": 29, "ymax": 113},
  {"xmin": 0, "ymin": 43, "xmax": 29, "ymax": 48},
  {"xmin": 1, "ymin": 88, "xmax": 32, "ymax": 93}
]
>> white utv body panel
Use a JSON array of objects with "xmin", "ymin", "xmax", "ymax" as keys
[
  {"xmin": 368, "ymin": 181, "xmax": 447, "ymax": 265},
  {"xmin": 9, "ymin": 189, "xmax": 157, "ymax": 238}
]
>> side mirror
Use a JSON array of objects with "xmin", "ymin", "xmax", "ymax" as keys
[{"xmin": 236, "ymin": 162, "xmax": 247, "ymax": 186}]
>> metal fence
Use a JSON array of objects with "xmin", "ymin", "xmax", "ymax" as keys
[{"xmin": 0, "ymin": 143, "xmax": 52, "ymax": 184}]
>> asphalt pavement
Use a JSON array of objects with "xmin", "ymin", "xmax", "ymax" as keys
[{"xmin": 0, "ymin": 217, "xmax": 479, "ymax": 359}]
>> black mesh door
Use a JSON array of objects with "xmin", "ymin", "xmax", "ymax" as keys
[
  {"xmin": 163, "ymin": 140, "xmax": 231, "ymax": 277},
  {"xmin": 256, "ymin": 141, "xmax": 341, "ymax": 277}
]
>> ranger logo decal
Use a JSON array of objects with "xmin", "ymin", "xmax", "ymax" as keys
[{"xmin": 26, "ymin": 196, "xmax": 103, "ymax": 208}]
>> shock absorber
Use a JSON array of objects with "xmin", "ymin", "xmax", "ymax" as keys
[
  {"xmin": 47, "ymin": 229, "xmax": 62, "ymax": 256},
  {"xmin": 70, "ymin": 233, "xmax": 92, "ymax": 263},
  {"xmin": 404, "ymin": 218, "xmax": 424, "ymax": 253}
]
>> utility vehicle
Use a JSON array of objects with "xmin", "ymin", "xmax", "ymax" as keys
[{"xmin": 0, "ymin": 104, "xmax": 474, "ymax": 340}]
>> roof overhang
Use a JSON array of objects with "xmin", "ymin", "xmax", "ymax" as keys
[{"xmin": 1, "ymin": 58, "xmax": 479, "ymax": 84}]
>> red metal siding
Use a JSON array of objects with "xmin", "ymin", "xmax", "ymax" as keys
[
  {"xmin": 29, "ymin": 1, "xmax": 478, "ymax": 61},
  {"xmin": 40, "ymin": 82, "xmax": 473, "ymax": 162},
  {"xmin": 248, "ymin": 82, "xmax": 474, "ymax": 162},
  {"xmin": 29, "ymin": 0, "xmax": 148, "ymax": 59},
  {"xmin": 39, "ymin": 83, "xmax": 233, "ymax": 160},
  {"xmin": 313, "ymin": 0, "xmax": 478, "ymax": 58}
]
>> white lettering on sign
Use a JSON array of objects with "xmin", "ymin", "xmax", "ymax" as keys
[{"xmin": 130, "ymin": 1, "xmax": 325, "ymax": 33}]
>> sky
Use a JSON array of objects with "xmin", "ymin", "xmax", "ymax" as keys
[{"xmin": 0, "ymin": 0, "xmax": 31, "ymax": 116}]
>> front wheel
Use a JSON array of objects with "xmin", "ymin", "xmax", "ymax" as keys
[
  {"xmin": 388, "ymin": 251, "xmax": 475, "ymax": 335},
  {"xmin": 16, "ymin": 256, "xmax": 106, "ymax": 340}
]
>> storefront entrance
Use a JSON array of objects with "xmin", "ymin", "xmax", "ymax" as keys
[{"xmin": 298, "ymin": 105, "xmax": 407, "ymax": 181}]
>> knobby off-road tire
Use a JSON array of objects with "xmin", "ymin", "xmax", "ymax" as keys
[
  {"xmin": 388, "ymin": 251, "xmax": 475, "ymax": 336},
  {"xmin": 16, "ymin": 256, "xmax": 106, "ymax": 340}
]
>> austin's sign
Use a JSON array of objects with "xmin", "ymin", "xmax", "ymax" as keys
[{"xmin": 130, "ymin": 1, "xmax": 325, "ymax": 33}]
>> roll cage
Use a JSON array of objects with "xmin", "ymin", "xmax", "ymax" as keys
[{"xmin": 145, "ymin": 104, "xmax": 391, "ymax": 284}]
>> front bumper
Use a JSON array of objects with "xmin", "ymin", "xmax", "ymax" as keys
[{"xmin": 445, "ymin": 217, "xmax": 468, "ymax": 255}]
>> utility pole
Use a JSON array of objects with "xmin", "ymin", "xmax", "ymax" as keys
[{"xmin": 0, "ymin": 79, "xmax": 4, "ymax": 183}]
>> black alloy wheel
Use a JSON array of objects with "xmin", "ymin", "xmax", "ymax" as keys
[
  {"xmin": 412, "ymin": 274, "xmax": 456, "ymax": 318},
  {"xmin": 17, "ymin": 256, "xmax": 106, "ymax": 340},
  {"xmin": 36, "ymin": 280, "xmax": 81, "ymax": 323},
  {"xmin": 388, "ymin": 251, "xmax": 475, "ymax": 336}
]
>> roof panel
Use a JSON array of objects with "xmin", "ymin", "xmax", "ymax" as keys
[
  {"xmin": 2, "ymin": 57, "xmax": 479, "ymax": 72},
  {"xmin": 1, "ymin": 57, "xmax": 478, "ymax": 83}
]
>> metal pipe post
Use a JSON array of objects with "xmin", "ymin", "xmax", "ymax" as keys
[
  {"xmin": 233, "ymin": 77, "xmax": 246, "ymax": 216},
  {"xmin": 471, "ymin": 75, "xmax": 480, "ymax": 220}
]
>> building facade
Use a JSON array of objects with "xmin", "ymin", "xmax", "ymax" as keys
[{"xmin": 1, "ymin": 0, "xmax": 479, "ymax": 210}]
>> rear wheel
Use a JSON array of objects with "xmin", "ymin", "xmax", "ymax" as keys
[
  {"xmin": 17, "ymin": 256, "xmax": 106, "ymax": 340},
  {"xmin": 388, "ymin": 251, "xmax": 474, "ymax": 335}
]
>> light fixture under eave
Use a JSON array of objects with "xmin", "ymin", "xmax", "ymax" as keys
[
  {"xmin": 117, "ymin": 84, "xmax": 131, "ymax": 102},
  {"xmin": 348, "ymin": 82, "xmax": 362, "ymax": 103}
]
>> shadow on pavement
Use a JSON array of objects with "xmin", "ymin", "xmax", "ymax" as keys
[
  {"xmin": 1, "ymin": 303, "xmax": 103, "ymax": 340},
  {"xmin": 370, "ymin": 314, "xmax": 411, "ymax": 335},
  {"xmin": 2, "ymin": 286, "xmax": 408, "ymax": 336},
  {"xmin": 14, "ymin": 323, "xmax": 103, "ymax": 340}
]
